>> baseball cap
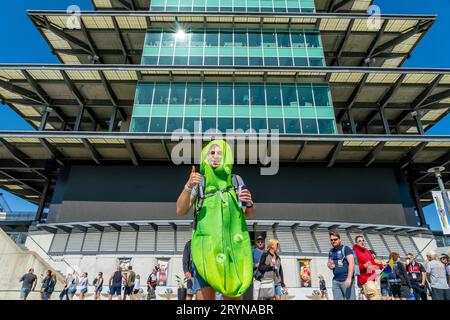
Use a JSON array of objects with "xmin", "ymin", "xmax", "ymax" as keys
[
  {"xmin": 256, "ymin": 236, "xmax": 264, "ymax": 241},
  {"xmin": 426, "ymin": 251, "xmax": 436, "ymax": 257},
  {"xmin": 439, "ymin": 253, "xmax": 449, "ymax": 260}
]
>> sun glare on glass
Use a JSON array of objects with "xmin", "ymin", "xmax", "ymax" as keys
[{"xmin": 175, "ymin": 29, "xmax": 186, "ymax": 40}]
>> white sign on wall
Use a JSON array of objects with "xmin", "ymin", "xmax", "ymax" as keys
[{"xmin": 431, "ymin": 191, "xmax": 450, "ymax": 235}]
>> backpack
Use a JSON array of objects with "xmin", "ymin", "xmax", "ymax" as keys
[
  {"xmin": 328, "ymin": 246, "xmax": 360, "ymax": 277},
  {"xmin": 193, "ymin": 174, "xmax": 244, "ymax": 229},
  {"xmin": 46, "ymin": 277, "xmax": 56, "ymax": 293},
  {"xmin": 128, "ymin": 271, "xmax": 136, "ymax": 286},
  {"xmin": 388, "ymin": 263, "xmax": 401, "ymax": 285},
  {"xmin": 350, "ymin": 249, "xmax": 360, "ymax": 276}
]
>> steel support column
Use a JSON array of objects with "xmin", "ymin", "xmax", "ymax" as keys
[
  {"xmin": 36, "ymin": 177, "xmax": 52, "ymax": 222},
  {"xmin": 408, "ymin": 176, "xmax": 427, "ymax": 227},
  {"xmin": 412, "ymin": 111, "xmax": 425, "ymax": 135}
]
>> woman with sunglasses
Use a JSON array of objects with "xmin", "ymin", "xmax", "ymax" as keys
[{"xmin": 257, "ymin": 239, "xmax": 287, "ymax": 300}]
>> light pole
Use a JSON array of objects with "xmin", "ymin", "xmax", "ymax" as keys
[{"xmin": 427, "ymin": 166, "xmax": 450, "ymax": 222}]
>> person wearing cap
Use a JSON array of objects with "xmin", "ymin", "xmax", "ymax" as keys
[
  {"xmin": 426, "ymin": 251, "xmax": 450, "ymax": 300},
  {"xmin": 439, "ymin": 253, "xmax": 449, "ymax": 287},
  {"xmin": 252, "ymin": 235, "xmax": 265, "ymax": 300}
]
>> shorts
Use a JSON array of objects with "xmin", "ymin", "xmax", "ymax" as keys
[
  {"xmin": 133, "ymin": 289, "xmax": 140, "ymax": 295},
  {"xmin": 274, "ymin": 285, "xmax": 283, "ymax": 297},
  {"xmin": 124, "ymin": 286, "xmax": 134, "ymax": 296},
  {"xmin": 95, "ymin": 287, "xmax": 103, "ymax": 293},
  {"xmin": 362, "ymin": 281, "xmax": 381, "ymax": 300},
  {"xmin": 20, "ymin": 288, "xmax": 31, "ymax": 299},
  {"xmin": 109, "ymin": 286, "xmax": 121, "ymax": 296},
  {"xmin": 80, "ymin": 288, "xmax": 88, "ymax": 294},
  {"xmin": 192, "ymin": 261, "xmax": 209, "ymax": 293},
  {"xmin": 391, "ymin": 284, "xmax": 410, "ymax": 299},
  {"xmin": 67, "ymin": 288, "xmax": 77, "ymax": 295}
]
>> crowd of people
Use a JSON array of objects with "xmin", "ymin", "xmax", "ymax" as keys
[
  {"xmin": 18, "ymin": 232, "xmax": 449, "ymax": 300},
  {"xmin": 16, "ymin": 142, "xmax": 450, "ymax": 301},
  {"xmin": 325, "ymin": 231, "xmax": 450, "ymax": 300},
  {"xmin": 19, "ymin": 265, "xmax": 160, "ymax": 301}
]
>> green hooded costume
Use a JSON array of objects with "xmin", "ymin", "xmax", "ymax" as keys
[{"xmin": 191, "ymin": 140, "xmax": 253, "ymax": 297}]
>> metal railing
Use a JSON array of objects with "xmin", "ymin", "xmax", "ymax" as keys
[
  {"xmin": 25, "ymin": 235, "xmax": 78, "ymax": 278},
  {"xmin": 8, "ymin": 232, "xmax": 28, "ymax": 245}
]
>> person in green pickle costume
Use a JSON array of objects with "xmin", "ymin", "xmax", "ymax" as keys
[{"xmin": 176, "ymin": 140, "xmax": 256, "ymax": 300}]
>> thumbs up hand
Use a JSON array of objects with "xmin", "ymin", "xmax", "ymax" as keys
[{"xmin": 187, "ymin": 166, "xmax": 201, "ymax": 188}]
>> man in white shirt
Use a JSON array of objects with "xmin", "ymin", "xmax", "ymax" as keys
[{"xmin": 426, "ymin": 251, "xmax": 450, "ymax": 300}]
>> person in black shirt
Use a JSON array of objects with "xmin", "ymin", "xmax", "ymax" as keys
[
  {"xmin": 405, "ymin": 253, "xmax": 427, "ymax": 300},
  {"xmin": 388, "ymin": 252, "xmax": 412, "ymax": 300},
  {"xmin": 182, "ymin": 240, "xmax": 194, "ymax": 300},
  {"xmin": 41, "ymin": 270, "xmax": 56, "ymax": 300},
  {"xmin": 108, "ymin": 266, "xmax": 123, "ymax": 300}
]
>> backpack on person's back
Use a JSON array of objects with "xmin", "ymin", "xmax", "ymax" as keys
[
  {"xmin": 387, "ymin": 263, "xmax": 402, "ymax": 285},
  {"xmin": 127, "ymin": 271, "xmax": 136, "ymax": 287},
  {"xmin": 46, "ymin": 276, "xmax": 56, "ymax": 293},
  {"xmin": 328, "ymin": 245, "xmax": 360, "ymax": 277},
  {"xmin": 194, "ymin": 175, "xmax": 244, "ymax": 229}
]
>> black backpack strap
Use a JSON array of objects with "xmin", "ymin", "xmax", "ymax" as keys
[
  {"xmin": 193, "ymin": 175, "xmax": 243, "ymax": 230},
  {"xmin": 193, "ymin": 176, "xmax": 205, "ymax": 230}
]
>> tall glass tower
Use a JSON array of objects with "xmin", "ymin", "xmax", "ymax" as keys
[
  {"xmin": 0, "ymin": 1, "xmax": 450, "ymax": 294},
  {"xmin": 130, "ymin": 1, "xmax": 336, "ymax": 134}
]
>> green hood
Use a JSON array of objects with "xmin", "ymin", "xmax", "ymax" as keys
[
  {"xmin": 191, "ymin": 139, "xmax": 253, "ymax": 297},
  {"xmin": 199, "ymin": 139, "xmax": 233, "ymax": 193}
]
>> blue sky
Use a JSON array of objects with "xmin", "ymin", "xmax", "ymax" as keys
[{"xmin": 0, "ymin": 1, "xmax": 449, "ymax": 231}]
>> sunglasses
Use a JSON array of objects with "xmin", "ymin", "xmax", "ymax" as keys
[
  {"xmin": 357, "ymin": 239, "xmax": 365, "ymax": 243},
  {"xmin": 330, "ymin": 238, "xmax": 339, "ymax": 242}
]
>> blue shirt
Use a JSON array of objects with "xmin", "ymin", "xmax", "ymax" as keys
[
  {"xmin": 328, "ymin": 245, "xmax": 353, "ymax": 282},
  {"xmin": 252, "ymin": 246, "xmax": 264, "ymax": 275}
]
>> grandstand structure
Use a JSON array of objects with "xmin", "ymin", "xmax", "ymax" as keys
[{"xmin": 0, "ymin": 0, "xmax": 448, "ymax": 297}]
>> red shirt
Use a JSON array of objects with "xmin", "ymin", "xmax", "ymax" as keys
[
  {"xmin": 406, "ymin": 262, "xmax": 425, "ymax": 283},
  {"xmin": 352, "ymin": 245, "xmax": 383, "ymax": 286}
]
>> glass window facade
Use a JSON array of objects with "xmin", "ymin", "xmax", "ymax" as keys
[
  {"xmin": 143, "ymin": 28, "xmax": 325, "ymax": 67},
  {"xmin": 130, "ymin": 82, "xmax": 336, "ymax": 134},
  {"xmin": 150, "ymin": 0, "xmax": 315, "ymax": 13},
  {"xmin": 130, "ymin": 0, "xmax": 337, "ymax": 135}
]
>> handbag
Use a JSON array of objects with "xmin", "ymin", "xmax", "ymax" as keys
[{"xmin": 258, "ymin": 278, "xmax": 275, "ymax": 299}]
